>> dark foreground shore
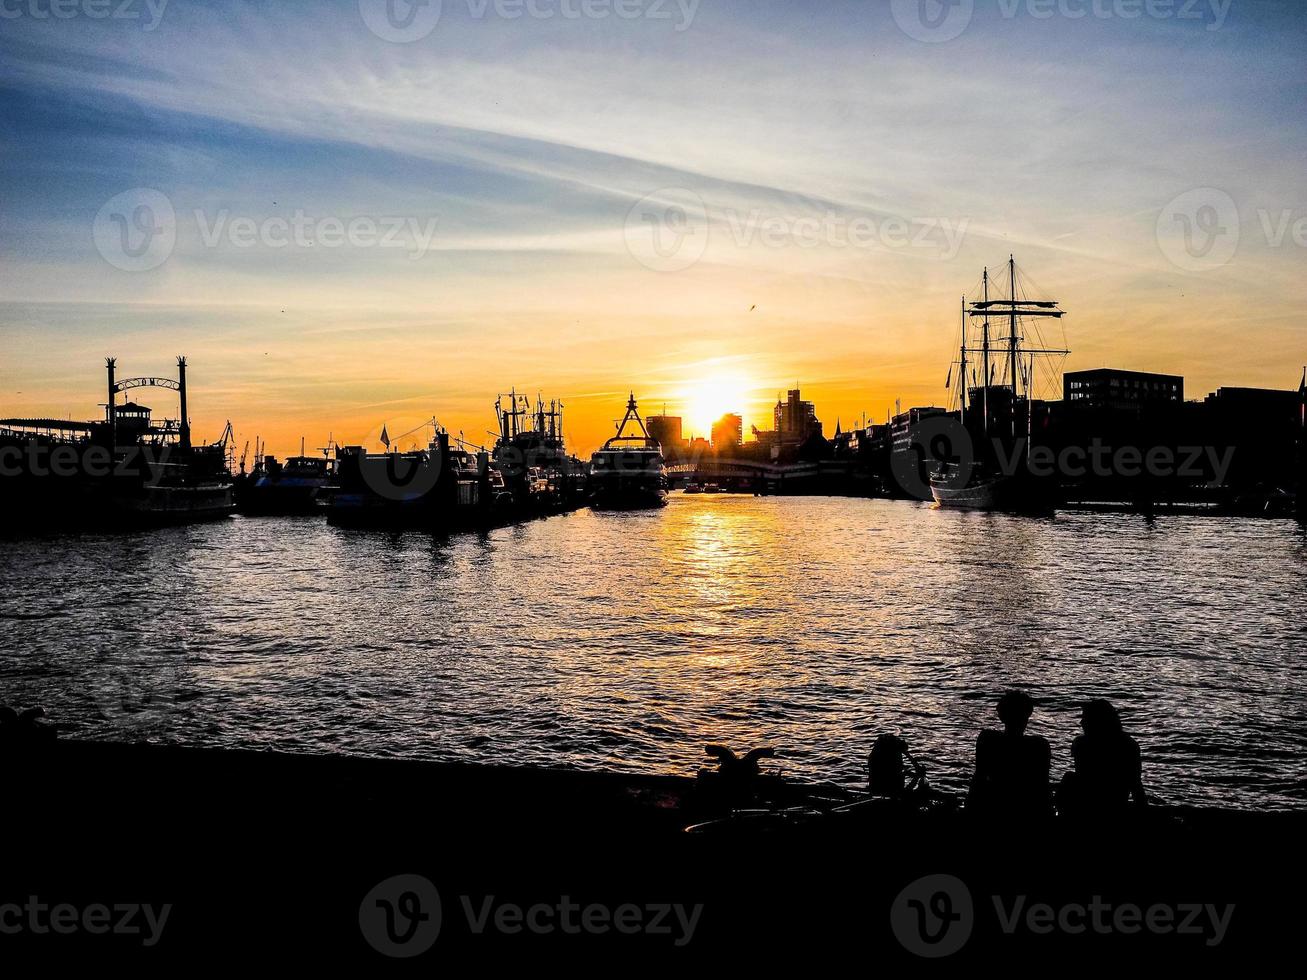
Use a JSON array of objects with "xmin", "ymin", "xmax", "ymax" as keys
[{"xmin": 4, "ymin": 739, "xmax": 1303, "ymax": 964}]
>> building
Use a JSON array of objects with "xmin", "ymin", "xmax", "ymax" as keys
[
  {"xmin": 1202, "ymin": 386, "xmax": 1300, "ymax": 420},
  {"xmin": 772, "ymin": 389, "xmax": 823, "ymax": 447},
  {"xmin": 711, "ymin": 413, "xmax": 742, "ymax": 450},
  {"xmin": 646, "ymin": 414, "xmax": 686, "ymax": 458},
  {"xmin": 1064, "ymin": 369, "xmax": 1183, "ymax": 411}
]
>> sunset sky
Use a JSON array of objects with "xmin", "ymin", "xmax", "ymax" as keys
[{"xmin": 1, "ymin": 0, "xmax": 1304, "ymax": 456}]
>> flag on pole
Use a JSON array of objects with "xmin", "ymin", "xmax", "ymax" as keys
[
  {"xmin": 380, "ymin": 425, "xmax": 390, "ymax": 449},
  {"xmin": 945, "ymin": 364, "xmax": 952, "ymax": 389},
  {"xmin": 1299, "ymin": 367, "xmax": 1306, "ymax": 428}
]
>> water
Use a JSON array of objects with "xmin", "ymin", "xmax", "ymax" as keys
[{"xmin": 2, "ymin": 496, "xmax": 1304, "ymax": 810}]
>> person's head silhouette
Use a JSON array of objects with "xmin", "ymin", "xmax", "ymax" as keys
[
  {"xmin": 996, "ymin": 691, "xmax": 1035, "ymax": 736},
  {"xmin": 1080, "ymin": 699, "xmax": 1123, "ymax": 737}
]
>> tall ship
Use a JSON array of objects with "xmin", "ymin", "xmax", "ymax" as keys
[
  {"xmin": 0, "ymin": 357, "xmax": 234, "ymax": 527},
  {"xmin": 492, "ymin": 390, "xmax": 587, "ymax": 513},
  {"xmin": 931, "ymin": 256, "xmax": 1068, "ymax": 511},
  {"xmin": 589, "ymin": 394, "xmax": 668, "ymax": 510}
]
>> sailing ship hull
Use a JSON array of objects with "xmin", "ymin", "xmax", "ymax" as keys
[
  {"xmin": 930, "ymin": 475, "xmax": 1001, "ymax": 510},
  {"xmin": 930, "ymin": 469, "xmax": 1055, "ymax": 513}
]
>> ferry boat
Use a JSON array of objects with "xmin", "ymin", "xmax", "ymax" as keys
[
  {"xmin": 930, "ymin": 256, "xmax": 1067, "ymax": 512},
  {"xmin": 0, "ymin": 357, "xmax": 234, "ymax": 528},
  {"xmin": 589, "ymin": 394, "xmax": 667, "ymax": 510}
]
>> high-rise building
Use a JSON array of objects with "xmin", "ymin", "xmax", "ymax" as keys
[
  {"xmin": 711, "ymin": 413, "xmax": 743, "ymax": 450},
  {"xmin": 646, "ymin": 414, "xmax": 684, "ymax": 455},
  {"xmin": 772, "ymin": 389, "xmax": 822, "ymax": 446}
]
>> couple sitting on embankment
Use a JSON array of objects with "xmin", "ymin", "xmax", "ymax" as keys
[{"xmin": 967, "ymin": 692, "xmax": 1147, "ymax": 819}]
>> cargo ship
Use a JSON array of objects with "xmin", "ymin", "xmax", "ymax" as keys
[
  {"xmin": 589, "ymin": 394, "xmax": 668, "ymax": 510},
  {"xmin": 0, "ymin": 357, "xmax": 234, "ymax": 528}
]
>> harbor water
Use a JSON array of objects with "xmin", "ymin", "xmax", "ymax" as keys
[{"xmin": 2, "ymin": 495, "xmax": 1304, "ymax": 809}]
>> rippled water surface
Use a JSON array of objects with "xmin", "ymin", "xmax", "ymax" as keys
[{"xmin": 2, "ymin": 496, "xmax": 1304, "ymax": 809}]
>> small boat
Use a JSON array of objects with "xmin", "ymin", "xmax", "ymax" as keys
[
  {"xmin": 589, "ymin": 394, "xmax": 667, "ymax": 510},
  {"xmin": 237, "ymin": 447, "xmax": 336, "ymax": 515}
]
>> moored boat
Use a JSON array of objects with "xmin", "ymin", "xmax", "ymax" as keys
[
  {"xmin": 930, "ymin": 256, "xmax": 1067, "ymax": 513},
  {"xmin": 236, "ymin": 444, "xmax": 336, "ymax": 515},
  {"xmin": 589, "ymin": 394, "xmax": 667, "ymax": 510},
  {"xmin": 0, "ymin": 357, "xmax": 234, "ymax": 528}
]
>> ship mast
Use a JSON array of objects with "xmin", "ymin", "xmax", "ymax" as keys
[
  {"xmin": 958, "ymin": 295, "xmax": 967, "ymax": 420},
  {"xmin": 1008, "ymin": 255, "xmax": 1019, "ymax": 401},
  {"xmin": 981, "ymin": 267, "xmax": 991, "ymax": 439}
]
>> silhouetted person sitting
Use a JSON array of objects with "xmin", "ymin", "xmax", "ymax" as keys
[
  {"xmin": 1056, "ymin": 700, "xmax": 1147, "ymax": 817},
  {"xmin": 966, "ymin": 691, "xmax": 1051, "ymax": 819},
  {"xmin": 869, "ymin": 734, "xmax": 924, "ymax": 798}
]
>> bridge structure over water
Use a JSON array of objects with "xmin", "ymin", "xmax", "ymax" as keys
[{"xmin": 665, "ymin": 456, "xmax": 836, "ymax": 492}]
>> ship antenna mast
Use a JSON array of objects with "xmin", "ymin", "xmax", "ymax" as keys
[{"xmin": 982, "ymin": 267, "xmax": 990, "ymax": 440}]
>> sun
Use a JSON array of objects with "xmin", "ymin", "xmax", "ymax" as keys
[{"xmin": 684, "ymin": 373, "xmax": 753, "ymax": 437}]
